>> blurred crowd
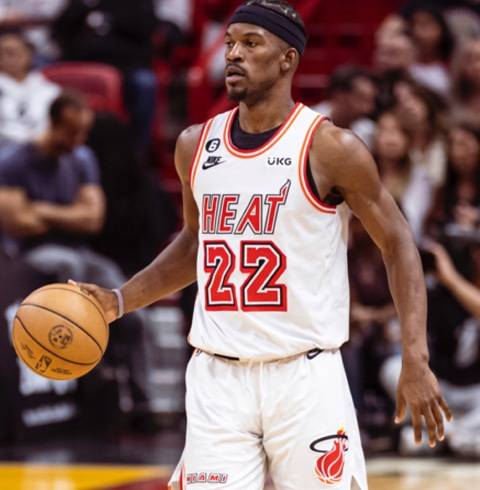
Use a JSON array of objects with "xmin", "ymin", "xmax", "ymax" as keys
[
  {"xmin": 0, "ymin": 0, "xmax": 480, "ymax": 458},
  {"xmin": 323, "ymin": 1, "xmax": 480, "ymax": 457}
]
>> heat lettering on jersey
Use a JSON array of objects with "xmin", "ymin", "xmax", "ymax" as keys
[{"xmin": 201, "ymin": 179, "xmax": 291, "ymax": 235}]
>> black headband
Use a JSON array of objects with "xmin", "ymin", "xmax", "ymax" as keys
[{"xmin": 228, "ymin": 3, "xmax": 307, "ymax": 55}]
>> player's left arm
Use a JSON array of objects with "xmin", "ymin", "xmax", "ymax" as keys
[{"xmin": 310, "ymin": 123, "xmax": 452, "ymax": 447}]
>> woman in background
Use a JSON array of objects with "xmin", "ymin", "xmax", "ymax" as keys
[
  {"xmin": 404, "ymin": 3, "xmax": 454, "ymax": 97},
  {"xmin": 428, "ymin": 123, "xmax": 480, "ymax": 235},
  {"xmin": 392, "ymin": 78, "xmax": 448, "ymax": 239}
]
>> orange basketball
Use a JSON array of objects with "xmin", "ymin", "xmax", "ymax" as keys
[{"xmin": 11, "ymin": 283, "xmax": 109, "ymax": 380}]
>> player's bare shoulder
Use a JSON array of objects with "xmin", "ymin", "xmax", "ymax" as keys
[
  {"xmin": 175, "ymin": 123, "xmax": 205, "ymax": 183},
  {"xmin": 310, "ymin": 120, "xmax": 379, "ymax": 194}
]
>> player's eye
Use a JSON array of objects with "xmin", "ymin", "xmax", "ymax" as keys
[
  {"xmin": 246, "ymin": 41, "xmax": 257, "ymax": 48},
  {"xmin": 225, "ymin": 40, "xmax": 234, "ymax": 49}
]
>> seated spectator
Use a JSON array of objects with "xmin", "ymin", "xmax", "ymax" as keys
[
  {"xmin": 381, "ymin": 240, "xmax": 480, "ymax": 457},
  {"xmin": 312, "ymin": 65, "xmax": 378, "ymax": 148},
  {"xmin": 0, "ymin": 0, "xmax": 67, "ymax": 63},
  {"xmin": 0, "ymin": 29, "xmax": 60, "ymax": 146},
  {"xmin": 374, "ymin": 111, "xmax": 412, "ymax": 206},
  {"xmin": 376, "ymin": 14, "xmax": 408, "ymax": 43},
  {"xmin": 0, "ymin": 91, "xmax": 102, "ymax": 254},
  {"xmin": 373, "ymin": 30, "xmax": 415, "ymax": 77},
  {"xmin": 153, "ymin": 0, "xmax": 191, "ymax": 59},
  {"xmin": 402, "ymin": 0, "xmax": 480, "ymax": 44},
  {"xmin": 392, "ymin": 79, "xmax": 448, "ymax": 239},
  {"xmin": 372, "ymin": 29, "xmax": 415, "ymax": 114},
  {"xmin": 0, "ymin": 92, "xmax": 152, "ymax": 417},
  {"xmin": 52, "ymin": 0, "xmax": 158, "ymax": 157},
  {"xmin": 402, "ymin": 2, "xmax": 454, "ymax": 97},
  {"xmin": 428, "ymin": 123, "xmax": 480, "ymax": 235},
  {"xmin": 451, "ymin": 38, "xmax": 480, "ymax": 128}
]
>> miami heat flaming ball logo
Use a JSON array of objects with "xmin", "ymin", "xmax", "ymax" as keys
[{"xmin": 310, "ymin": 429, "xmax": 349, "ymax": 485}]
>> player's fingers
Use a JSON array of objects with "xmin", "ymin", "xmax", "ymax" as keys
[
  {"xmin": 411, "ymin": 408, "xmax": 423, "ymax": 445},
  {"xmin": 422, "ymin": 405, "xmax": 437, "ymax": 447},
  {"xmin": 438, "ymin": 395, "xmax": 454, "ymax": 422},
  {"xmin": 430, "ymin": 399, "xmax": 445, "ymax": 441},
  {"xmin": 68, "ymin": 280, "xmax": 99, "ymax": 296},
  {"xmin": 394, "ymin": 393, "xmax": 406, "ymax": 424},
  {"xmin": 68, "ymin": 279, "xmax": 91, "ymax": 290}
]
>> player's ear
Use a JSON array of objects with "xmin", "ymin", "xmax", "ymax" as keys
[{"xmin": 280, "ymin": 47, "xmax": 298, "ymax": 73}]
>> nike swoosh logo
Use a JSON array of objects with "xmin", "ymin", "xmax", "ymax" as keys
[{"xmin": 202, "ymin": 159, "xmax": 226, "ymax": 170}]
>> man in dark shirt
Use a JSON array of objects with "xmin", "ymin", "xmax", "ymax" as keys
[
  {"xmin": 0, "ymin": 91, "xmax": 104, "ymax": 254},
  {"xmin": 0, "ymin": 92, "xmax": 151, "ymax": 415}
]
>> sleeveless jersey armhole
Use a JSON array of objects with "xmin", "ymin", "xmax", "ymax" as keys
[
  {"xmin": 189, "ymin": 119, "xmax": 213, "ymax": 189},
  {"xmin": 298, "ymin": 115, "xmax": 337, "ymax": 214}
]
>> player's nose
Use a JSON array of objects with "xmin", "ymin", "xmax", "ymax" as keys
[{"xmin": 226, "ymin": 42, "xmax": 244, "ymax": 62}]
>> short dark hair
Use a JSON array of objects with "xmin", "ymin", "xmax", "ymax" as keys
[
  {"xmin": 245, "ymin": 0, "xmax": 306, "ymax": 35},
  {"xmin": 328, "ymin": 65, "xmax": 374, "ymax": 96},
  {"xmin": 0, "ymin": 27, "xmax": 34, "ymax": 52},
  {"xmin": 49, "ymin": 91, "xmax": 89, "ymax": 125}
]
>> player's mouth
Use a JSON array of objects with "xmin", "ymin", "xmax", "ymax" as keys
[{"xmin": 225, "ymin": 64, "xmax": 247, "ymax": 83}]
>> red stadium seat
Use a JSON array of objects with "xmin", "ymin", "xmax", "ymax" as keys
[{"xmin": 42, "ymin": 62, "xmax": 126, "ymax": 119}]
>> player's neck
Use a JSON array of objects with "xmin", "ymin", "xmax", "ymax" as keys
[{"xmin": 237, "ymin": 95, "xmax": 295, "ymax": 134}]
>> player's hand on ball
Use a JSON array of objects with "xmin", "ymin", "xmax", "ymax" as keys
[
  {"xmin": 394, "ymin": 361, "xmax": 453, "ymax": 448},
  {"xmin": 68, "ymin": 280, "xmax": 120, "ymax": 323}
]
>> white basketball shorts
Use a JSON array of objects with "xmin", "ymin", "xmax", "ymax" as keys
[{"xmin": 168, "ymin": 349, "xmax": 367, "ymax": 490}]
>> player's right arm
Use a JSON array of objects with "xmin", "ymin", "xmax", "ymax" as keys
[{"xmin": 76, "ymin": 124, "xmax": 203, "ymax": 323}]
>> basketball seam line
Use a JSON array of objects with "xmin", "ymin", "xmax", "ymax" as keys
[
  {"xmin": 37, "ymin": 286, "xmax": 108, "ymax": 333},
  {"xmin": 19, "ymin": 303, "xmax": 105, "ymax": 355},
  {"xmin": 15, "ymin": 315, "xmax": 98, "ymax": 366}
]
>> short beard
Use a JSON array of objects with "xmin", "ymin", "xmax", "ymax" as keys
[
  {"xmin": 226, "ymin": 78, "xmax": 278, "ymax": 105},
  {"xmin": 226, "ymin": 86, "xmax": 248, "ymax": 102}
]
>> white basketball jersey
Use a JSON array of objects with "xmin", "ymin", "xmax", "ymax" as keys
[{"xmin": 188, "ymin": 103, "xmax": 350, "ymax": 360}]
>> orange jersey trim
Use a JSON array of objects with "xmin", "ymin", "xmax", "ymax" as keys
[
  {"xmin": 298, "ymin": 115, "xmax": 336, "ymax": 214},
  {"xmin": 189, "ymin": 118, "xmax": 214, "ymax": 190},
  {"xmin": 223, "ymin": 102, "xmax": 304, "ymax": 158}
]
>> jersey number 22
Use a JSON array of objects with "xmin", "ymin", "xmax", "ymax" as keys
[{"xmin": 204, "ymin": 240, "xmax": 287, "ymax": 312}]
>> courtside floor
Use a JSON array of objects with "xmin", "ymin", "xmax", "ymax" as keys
[{"xmin": 1, "ymin": 458, "xmax": 480, "ymax": 489}]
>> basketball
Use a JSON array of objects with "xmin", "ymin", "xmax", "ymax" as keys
[{"xmin": 11, "ymin": 283, "xmax": 109, "ymax": 381}]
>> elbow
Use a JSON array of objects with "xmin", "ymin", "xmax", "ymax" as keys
[
  {"xmin": 1, "ymin": 216, "xmax": 36, "ymax": 238},
  {"xmin": 90, "ymin": 201, "xmax": 106, "ymax": 233},
  {"xmin": 82, "ymin": 208, "xmax": 105, "ymax": 234},
  {"xmin": 85, "ymin": 215, "xmax": 104, "ymax": 234},
  {"xmin": 86, "ymin": 221, "xmax": 103, "ymax": 234}
]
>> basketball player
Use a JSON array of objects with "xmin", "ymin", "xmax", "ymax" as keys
[{"xmin": 76, "ymin": 1, "xmax": 453, "ymax": 488}]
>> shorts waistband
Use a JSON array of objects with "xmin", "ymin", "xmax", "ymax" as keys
[{"xmin": 196, "ymin": 347, "xmax": 324, "ymax": 364}]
